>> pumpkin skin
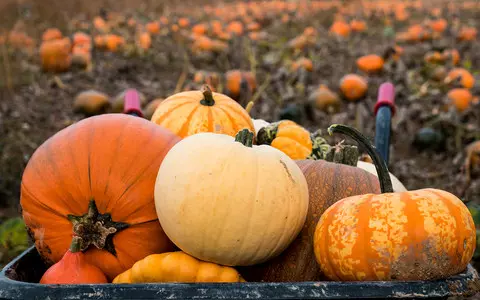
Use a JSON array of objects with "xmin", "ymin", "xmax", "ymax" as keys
[
  {"xmin": 239, "ymin": 160, "xmax": 380, "ymax": 282},
  {"xmin": 314, "ymin": 188, "xmax": 476, "ymax": 281},
  {"xmin": 151, "ymin": 86, "xmax": 254, "ymax": 138},
  {"xmin": 113, "ymin": 251, "xmax": 245, "ymax": 283},
  {"xmin": 21, "ymin": 114, "xmax": 180, "ymax": 281},
  {"xmin": 155, "ymin": 130, "xmax": 309, "ymax": 266},
  {"xmin": 313, "ymin": 124, "xmax": 476, "ymax": 281}
]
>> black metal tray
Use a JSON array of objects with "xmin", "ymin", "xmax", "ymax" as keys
[{"xmin": 0, "ymin": 246, "xmax": 479, "ymax": 300}]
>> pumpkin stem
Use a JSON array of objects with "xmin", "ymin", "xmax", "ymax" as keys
[
  {"xmin": 245, "ymin": 101, "xmax": 254, "ymax": 114},
  {"xmin": 67, "ymin": 200, "xmax": 129, "ymax": 256},
  {"xmin": 69, "ymin": 236, "xmax": 82, "ymax": 253},
  {"xmin": 257, "ymin": 122, "xmax": 278, "ymax": 145},
  {"xmin": 200, "ymin": 85, "xmax": 215, "ymax": 106},
  {"xmin": 235, "ymin": 129, "xmax": 254, "ymax": 147},
  {"xmin": 328, "ymin": 124, "xmax": 393, "ymax": 193}
]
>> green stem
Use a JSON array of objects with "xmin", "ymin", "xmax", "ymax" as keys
[
  {"xmin": 235, "ymin": 129, "xmax": 254, "ymax": 147},
  {"xmin": 200, "ymin": 85, "xmax": 215, "ymax": 106},
  {"xmin": 70, "ymin": 236, "xmax": 82, "ymax": 253},
  {"xmin": 328, "ymin": 124, "xmax": 394, "ymax": 193}
]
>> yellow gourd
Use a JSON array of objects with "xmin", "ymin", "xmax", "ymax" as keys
[{"xmin": 113, "ymin": 252, "xmax": 244, "ymax": 283}]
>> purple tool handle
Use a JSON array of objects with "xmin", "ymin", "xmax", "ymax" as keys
[
  {"xmin": 374, "ymin": 82, "xmax": 396, "ymax": 116},
  {"xmin": 123, "ymin": 89, "xmax": 144, "ymax": 117}
]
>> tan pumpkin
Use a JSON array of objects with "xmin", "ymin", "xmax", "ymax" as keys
[
  {"xmin": 150, "ymin": 85, "xmax": 254, "ymax": 138},
  {"xmin": 155, "ymin": 129, "xmax": 309, "ymax": 266},
  {"xmin": 73, "ymin": 90, "xmax": 111, "ymax": 116}
]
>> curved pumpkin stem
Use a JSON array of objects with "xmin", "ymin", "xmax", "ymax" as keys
[
  {"xmin": 328, "ymin": 124, "xmax": 393, "ymax": 193},
  {"xmin": 235, "ymin": 129, "xmax": 254, "ymax": 147},
  {"xmin": 200, "ymin": 85, "xmax": 215, "ymax": 106}
]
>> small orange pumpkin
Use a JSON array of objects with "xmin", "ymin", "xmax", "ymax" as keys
[
  {"xmin": 458, "ymin": 27, "xmax": 477, "ymax": 41},
  {"xmin": 150, "ymin": 85, "xmax": 255, "ymax": 138},
  {"xmin": 291, "ymin": 57, "xmax": 313, "ymax": 72},
  {"xmin": 226, "ymin": 21, "xmax": 244, "ymax": 35},
  {"xmin": 445, "ymin": 68, "xmax": 475, "ymax": 89},
  {"xmin": 309, "ymin": 85, "xmax": 340, "ymax": 113},
  {"xmin": 42, "ymin": 28, "xmax": 63, "ymax": 41},
  {"xmin": 146, "ymin": 22, "xmax": 160, "ymax": 34},
  {"xmin": 39, "ymin": 38, "xmax": 72, "ymax": 73},
  {"xmin": 447, "ymin": 88, "xmax": 472, "ymax": 112},
  {"xmin": 329, "ymin": 21, "xmax": 351, "ymax": 38},
  {"xmin": 356, "ymin": 54, "xmax": 384, "ymax": 73},
  {"xmin": 225, "ymin": 70, "xmax": 256, "ymax": 100},
  {"xmin": 349, "ymin": 20, "xmax": 367, "ymax": 32},
  {"xmin": 339, "ymin": 74, "xmax": 368, "ymax": 101}
]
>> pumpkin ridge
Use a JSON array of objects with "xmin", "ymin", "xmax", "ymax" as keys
[
  {"xmin": 66, "ymin": 125, "xmax": 86, "ymax": 198},
  {"xmin": 152, "ymin": 101, "xmax": 193, "ymax": 124},
  {"xmin": 215, "ymin": 106, "xmax": 239, "ymax": 135},
  {"xmin": 178, "ymin": 105, "xmax": 202, "ymax": 137},
  {"xmin": 103, "ymin": 117, "xmax": 131, "ymax": 196},
  {"xmin": 41, "ymin": 138, "xmax": 80, "ymax": 214},
  {"xmin": 427, "ymin": 189, "xmax": 463, "ymax": 268},
  {"xmin": 351, "ymin": 194, "xmax": 375, "ymax": 280},
  {"xmin": 398, "ymin": 191, "xmax": 426, "ymax": 279},
  {"xmin": 20, "ymin": 182, "xmax": 66, "ymax": 219},
  {"xmin": 105, "ymin": 124, "xmax": 157, "ymax": 210},
  {"xmin": 219, "ymin": 101, "xmax": 254, "ymax": 128},
  {"xmin": 323, "ymin": 202, "xmax": 342, "ymax": 280},
  {"xmin": 238, "ymin": 151, "xmax": 260, "ymax": 263},
  {"xmin": 111, "ymin": 129, "xmax": 178, "ymax": 218},
  {"xmin": 207, "ymin": 107, "xmax": 214, "ymax": 132}
]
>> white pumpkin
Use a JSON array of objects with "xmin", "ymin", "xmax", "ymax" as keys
[
  {"xmin": 356, "ymin": 160, "xmax": 407, "ymax": 192},
  {"xmin": 154, "ymin": 129, "xmax": 309, "ymax": 266},
  {"xmin": 252, "ymin": 118, "xmax": 270, "ymax": 135}
]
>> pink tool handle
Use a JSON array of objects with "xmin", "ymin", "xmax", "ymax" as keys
[
  {"xmin": 123, "ymin": 89, "xmax": 144, "ymax": 117},
  {"xmin": 374, "ymin": 82, "xmax": 396, "ymax": 116}
]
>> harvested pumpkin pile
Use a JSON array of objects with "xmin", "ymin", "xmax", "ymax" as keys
[{"xmin": 0, "ymin": 0, "xmax": 480, "ymax": 294}]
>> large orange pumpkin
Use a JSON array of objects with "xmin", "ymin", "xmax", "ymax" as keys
[
  {"xmin": 21, "ymin": 114, "xmax": 180, "ymax": 281},
  {"xmin": 314, "ymin": 124, "xmax": 476, "ymax": 281},
  {"xmin": 150, "ymin": 85, "xmax": 254, "ymax": 138}
]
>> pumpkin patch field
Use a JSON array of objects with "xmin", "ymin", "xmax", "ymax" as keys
[{"xmin": 1, "ymin": 0, "xmax": 480, "ymax": 297}]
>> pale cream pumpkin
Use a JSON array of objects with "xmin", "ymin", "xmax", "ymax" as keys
[
  {"xmin": 154, "ymin": 129, "xmax": 309, "ymax": 266},
  {"xmin": 356, "ymin": 161, "xmax": 407, "ymax": 192}
]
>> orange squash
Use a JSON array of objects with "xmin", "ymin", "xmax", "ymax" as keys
[
  {"xmin": 339, "ymin": 74, "xmax": 368, "ymax": 101},
  {"xmin": 314, "ymin": 124, "xmax": 476, "ymax": 281},
  {"xmin": 151, "ymin": 85, "xmax": 254, "ymax": 138},
  {"xmin": 21, "ymin": 114, "xmax": 179, "ymax": 281},
  {"xmin": 146, "ymin": 22, "xmax": 160, "ymax": 35},
  {"xmin": 309, "ymin": 85, "xmax": 340, "ymax": 113},
  {"xmin": 349, "ymin": 20, "xmax": 367, "ymax": 32}
]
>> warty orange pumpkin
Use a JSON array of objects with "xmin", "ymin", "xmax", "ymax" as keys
[
  {"xmin": 150, "ymin": 85, "xmax": 254, "ymax": 138},
  {"xmin": 314, "ymin": 124, "xmax": 476, "ymax": 281},
  {"xmin": 21, "ymin": 114, "xmax": 180, "ymax": 281}
]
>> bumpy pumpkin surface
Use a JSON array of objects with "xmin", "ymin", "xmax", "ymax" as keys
[
  {"xmin": 155, "ymin": 130, "xmax": 309, "ymax": 266},
  {"xmin": 113, "ymin": 251, "xmax": 245, "ymax": 283},
  {"xmin": 151, "ymin": 85, "xmax": 254, "ymax": 138},
  {"xmin": 315, "ymin": 188, "xmax": 476, "ymax": 281},
  {"xmin": 313, "ymin": 124, "xmax": 476, "ymax": 281},
  {"xmin": 21, "ymin": 114, "xmax": 180, "ymax": 280},
  {"xmin": 239, "ymin": 159, "xmax": 380, "ymax": 282}
]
